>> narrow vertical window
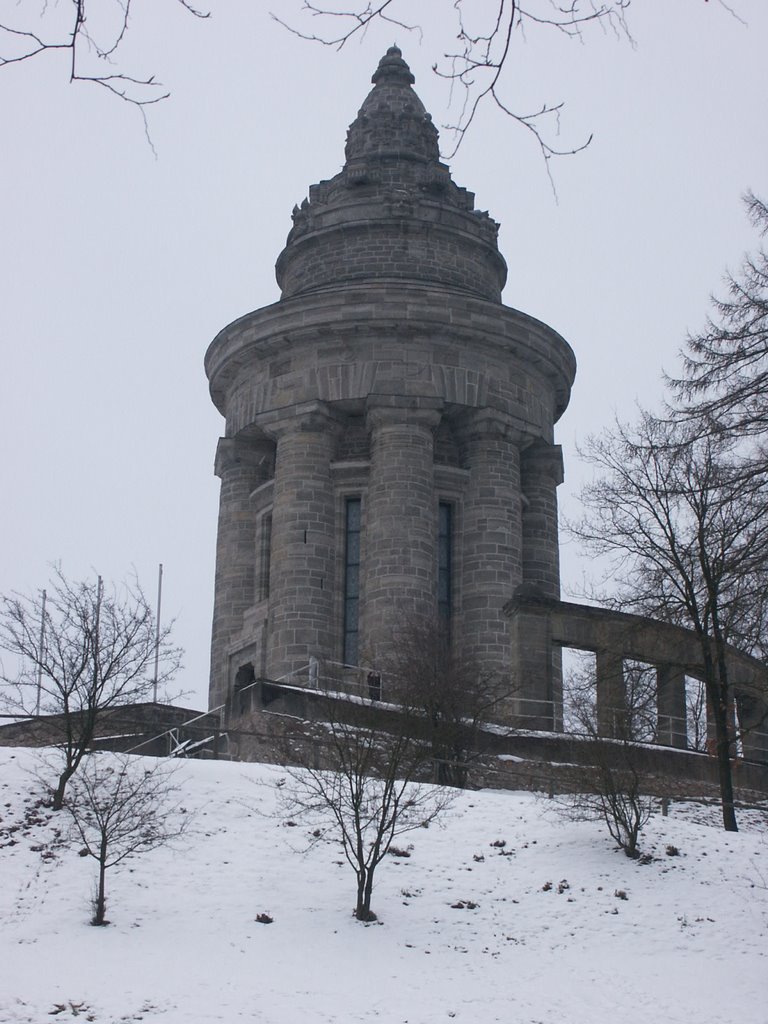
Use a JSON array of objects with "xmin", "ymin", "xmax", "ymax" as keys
[
  {"xmin": 343, "ymin": 498, "xmax": 361, "ymax": 665},
  {"xmin": 438, "ymin": 502, "xmax": 452, "ymax": 637},
  {"xmin": 259, "ymin": 512, "xmax": 272, "ymax": 601}
]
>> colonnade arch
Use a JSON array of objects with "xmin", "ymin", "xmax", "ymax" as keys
[{"xmin": 506, "ymin": 592, "xmax": 768, "ymax": 764}]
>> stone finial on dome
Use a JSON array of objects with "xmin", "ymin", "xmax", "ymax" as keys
[
  {"xmin": 371, "ymin": 45, "xmax": 415, "ymax": 86},
  {"xmin": 344, "ymin": 46, "xmax": 439, "ymax": 165}
]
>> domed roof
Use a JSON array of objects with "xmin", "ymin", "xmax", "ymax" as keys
[{"xmin": 276, "ymin": 48, "xmax": 507, "ymax": 302}]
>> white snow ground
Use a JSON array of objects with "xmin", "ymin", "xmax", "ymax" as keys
[{"xmin": 1, "ymin": 748, "xmax": 766, "ymax": 1024}]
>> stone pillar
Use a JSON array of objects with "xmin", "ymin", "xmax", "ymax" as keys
[
  {"xmin": 596, "ymin": 648, "xmax": 626, "ymax": 738},
  {"xmin": 520, "ymin": 440, "xmax": 564, "ymax": 598},
  {"xmin": 656, "ymin": 664, "xmax": 687, "ymax": 749},
  {"xmin": 209, "ymin": 435, "xmax": 274, "ymax": 710},
  {"xmin": 508, "ymin": 601, "xmax": 558, "ymax": 730},
  {"xmin": 265, "ymin": 402, "xmax": 341, "ymax": 682},
  {"xmin": 738, "ymin": 687, "xmax": 768, "ymax": 764},
  {"xmin": 456, "ymin": 410, "xmax": 522, "ymax": 694},
  {"xmin": 361, "ymin": 397, "xmax": 442, "ymax": 665},
  {"xmin": 518, "ymin": 440, "xmax": 564, "ymax": 726}
]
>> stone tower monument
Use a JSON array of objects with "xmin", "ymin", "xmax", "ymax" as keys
[{"xmin": 205, "ymin": 47, "xmax": 576, "ymax": 727}]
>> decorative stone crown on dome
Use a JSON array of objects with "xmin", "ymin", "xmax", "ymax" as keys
[
  {"xmin": 275, "ymin": 47, "xmax": 508, "ymax": 302},
  {"xmin": 344, "ymin": 45, "xmax": 440, "ymax": 166}
]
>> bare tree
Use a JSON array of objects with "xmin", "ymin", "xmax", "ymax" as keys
[
  {"xmin": 672, "ymin": 192, "xmax": 768, "ymax": 445},
  {"xmin": 566, "ymin": 655, "xmax": 659, "ymax": 744},
  {"xmin": 278, "ymin": 619, "xmax": 507, "ymax": 919},
  {"xmin": 384, "ymin": 619, "xmax": 513, "ymax": 787},
  {"xmin": 279, "ymin": 684, "xmax": 452, "ymax": 922},
  {"xmin": 0, "ymin": 568, "xmax": 182, "ymax": 810},
  {"xmin": 64, "ymin": 752, "xmax": 187, "ymax": 926},
  {"xmin": 0, "ymin": 0, "xmax": 208, "ymax": 135},
  {"xmin": 562, "ymin": 657, "xmax": 654, "ymax": 858},
  {"xmin": 622, "ymin": 661, "xmax": 659, "ymax": 744},
  {"xmin": 571, "ymin": 413, "xmax": 768, "ymax": 831}
]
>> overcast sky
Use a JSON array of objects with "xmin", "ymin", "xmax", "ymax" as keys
[{"xmin": 1, "ymin": 1, "xmax": 766, "ymax": 710}]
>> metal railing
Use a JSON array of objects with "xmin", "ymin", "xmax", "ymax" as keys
[{"xmin": 124, "ymin": 705, "xmax": 227, "ymax": 758}]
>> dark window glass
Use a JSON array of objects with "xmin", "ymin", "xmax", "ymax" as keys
[
  {"xmin": 259, "ymin": 513, "xmax": 273, "ymax": 601},
  {"xmin": 438, "ymin": 502, "xmax": 452, "ymax": 638},
  {"xmin": 343, "ymin": 498, "xmax": 362, "ymax": 665}
]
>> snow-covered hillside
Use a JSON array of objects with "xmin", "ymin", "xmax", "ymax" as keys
[{"xmin": 1, "ymin": 748, "xmax": 766, "ymax": 1024}]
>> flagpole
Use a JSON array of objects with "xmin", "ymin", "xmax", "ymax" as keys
[
  {"xmin": 35, "ymin": 589, "xmax": 46, "ymax": 716},
  {"xmin": 153, "ymin": 563, "xmax": 163, "ymax": 703}
]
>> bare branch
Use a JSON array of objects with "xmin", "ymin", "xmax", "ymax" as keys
[
  {"xmin": 561, "ymin": 655, "xmax": 656, "ymax": 858},
  {"xmin": 670, "ymin": 193, "xmax": 768, "ymax": 441},
  {"xmin": 274, "ymin": 0, "xmax": 634, "ymax": 167},
  {"xmin": 275, "ymin": 638, "xmax": 469, "ymax": 920},
  {"xmin": 270, "ymin": 1, "xmax": 419, "ymax": 52},
  {"xmin": 569, "ymin": 412, "xmax": 768, "ymax": 831},
  {"xmin": 0, "ymin": 0, "xmax": 209, "ymax": 139},
  {"xmin": 64, "ymin": 752, "xmax": 188, "ymax": 925},
  {"xmin": 0, "ymin": 567, "xmax": 183, "ymax": 810}
]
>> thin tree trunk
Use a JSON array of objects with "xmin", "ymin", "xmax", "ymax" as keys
[
  {"xmin": 712, "ymin": 690, "xmax": 738, "ymax": 832},
  {"xmin": 93, "ymin": 855, "xmax": 107, "ymax": 926},
  {"xmin": 355, "ymin": 871, "xmax": 368, "ymax": 921},
  {"xmin": 702, "ymin": 639, "xmax": 738, "ymax": 832},
  {"xmin": 53, "ymin": 765, "xmax": 75, "ymax": 811},
  {"xmin": 711, "ymin": 633, "xmax": 739, "ymax": 832},
  {"xmin": 362, "ymin": 868, "xmax": 375, "ymax": 921}
]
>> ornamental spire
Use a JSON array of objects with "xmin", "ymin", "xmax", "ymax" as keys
[{"xmin": 344, "ymin": 46, "xmax": 439, "ymax": 166}]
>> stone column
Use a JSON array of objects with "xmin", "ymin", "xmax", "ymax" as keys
[
  {"xmin": 738, "ymin": 687, "xmax": 768, "ymax": 763},
  {"xmin": 518, "ymin": 440, "xmax": 565, "ymax": 726},
  {"xmin": 265, "ymin": 402, "xmax": 342, "ymax": 682},
  {"xmin": 361, "ymin": 397, "xmax": 442, "ymax": 666},
  {"xmin": 456, "ymin": 409, "xmax": 522, "ymax": 695},
  {"xmin": 520, "ymin": 440, "xmax": 564, "ymax": 598},
  {"xmin": 656, "ymin": 664, "xmax": 687, "ymax": 749},
  {"xmin": 209, "ymin": 435, "xmax": 275, "ymax": 710},
  {"xmin": 507, "ymin": 597, "xmax": 558, "ymax": 730},
  {"xmin": 596, "ymin": 648, "xmax": 626, "ymax": 738}
]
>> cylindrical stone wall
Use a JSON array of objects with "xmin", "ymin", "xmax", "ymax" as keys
[
  {"xmin": 277, "ymin": 219, "xmax": 506, "ymax": 302},
  {"xmin": 265, "ymin": 403, "xmax": 340, "ymax": 681},
  {"xmin": 209, "ymin": 436, "xmax": 274, "ymax": 710},
  {"xmin": 360, "ymin": 398, "xmax": 442, "ymax": 664},
  {"xmin": 456, "ymin": 410, "xmax": 522, "ymax": 685}
]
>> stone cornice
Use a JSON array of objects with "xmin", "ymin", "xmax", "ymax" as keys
[{"xmin": 205, "ymin": 283, "xmax": 576, "ymax": 420}]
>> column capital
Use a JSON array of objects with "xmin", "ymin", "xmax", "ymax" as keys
[
  {"xmin": 453, "ymin": 408, "xmax": 525, "ymax": 444},
  {"xmin": 520, "ymin": 439, "xmax": 564, "ymax": 485},
  {"xmin": 365, "ymin": 395, "xmax": 443, "ymax": 432},
  {"xmin": 214, "ymin": 435, "xmax": 275, "ymax": 480},
  {"xmin": 259, "ymin": 401, "xmax": 346, "ymax": 441}
]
